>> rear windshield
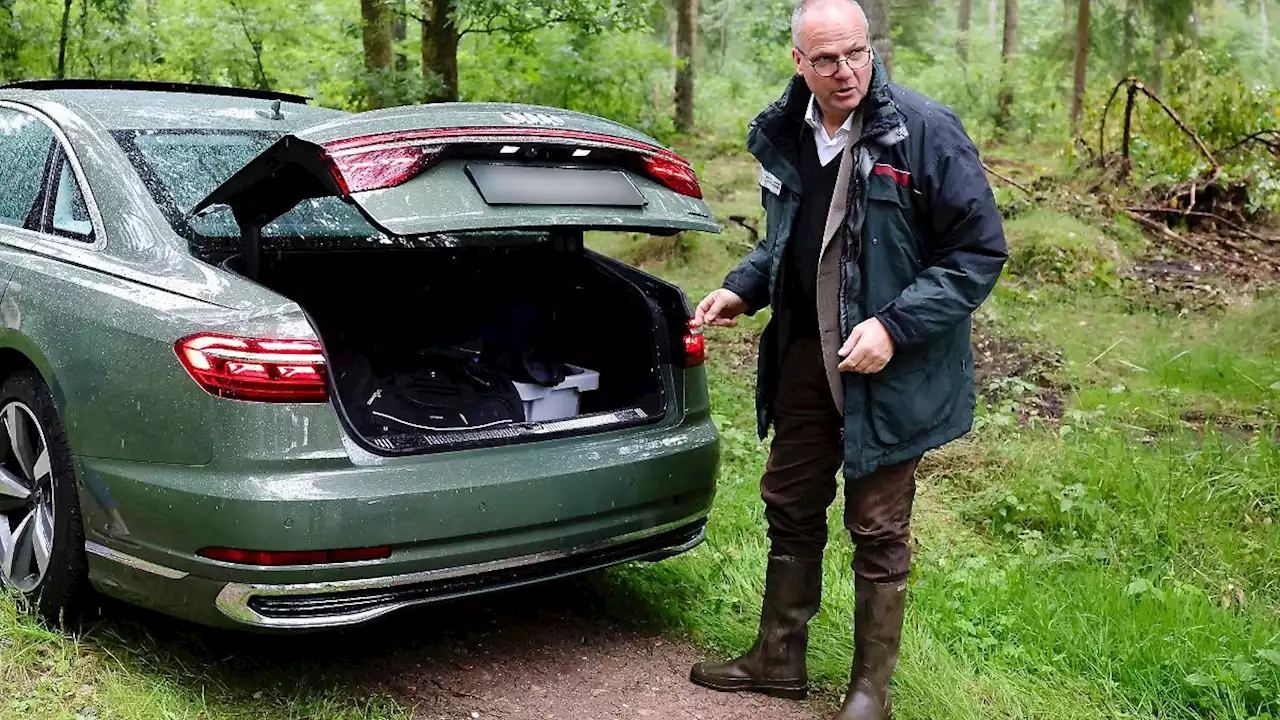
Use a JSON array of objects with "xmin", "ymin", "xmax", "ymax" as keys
[{"xmin": 113, "ymin": 129, "xmax": 380, "ymax": 241}]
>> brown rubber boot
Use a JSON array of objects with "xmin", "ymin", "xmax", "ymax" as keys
[
  {"xmin": 689, "ymin": 555, "xmax": 823, "ymax": 700},
  {"xmin": 833, "ymin": 577, "xmax": 907, "ymax": 720}
]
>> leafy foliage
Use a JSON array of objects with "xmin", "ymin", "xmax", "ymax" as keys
[
  {"xmin": 1110, "ymin": 47, "xmax": 1280, "ymax": 213},
  {"xmin": 455, "ymin": 0, "xmax": 649, "ymax": 38},
  {"xmin": 461, "ymin": 25, "xmax": 677, "ymax": 140}
]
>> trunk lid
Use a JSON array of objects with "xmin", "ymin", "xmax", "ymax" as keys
[{"xmin": 188, "ymin": 102, "xmax": 722, "ymax": 239}]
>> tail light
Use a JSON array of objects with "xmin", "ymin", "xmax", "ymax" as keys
[
  {"xmin": 642, "ymin": 154, "xmax": 703, "ymax": 199},
  {"xmin": 198, "ymin": 546, "xmax": 390, "ymax": 566},
  {"xmin": 683, "ymin": 321, "xmax": 706, "ymax": 368},
  {"xmin": 175, "ymin": 333, "xmax": 328, "ymax": 403},
  {"xmin": 324, "ymin": 144, "xmax": 444, "ymax": 194},
  {"xmin": 318, "ymin": 127, "xmax": 703, "ymax": 199}
]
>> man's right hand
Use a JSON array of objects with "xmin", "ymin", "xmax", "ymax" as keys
[{"xmin": 692, "ymin": 289, "xmax": 748, "ymax": 329}]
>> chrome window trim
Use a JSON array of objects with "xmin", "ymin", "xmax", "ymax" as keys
[
  {"xmin": 0, "ymin": 100, "xmax": 107, "ymax": 250},
  {"xmin": 214, "ymin": 513, "xmax": 708, "ymax": 629}
]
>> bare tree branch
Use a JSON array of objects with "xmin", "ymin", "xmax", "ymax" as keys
[
  {"xmin": 1097, "ymin": 75, "xmax": 1131, "ymax": 157},
  {"xmin": 392, "ymin": 6, "xmax": 425, "ymax": 23},
  {"xmin": 1131, "ymin": 82, "xmax": 1218, "ymax": 171},
  {"xmin": 226, "ymin": 0, "xmax": 271, "ymax": 91},
  {"xmin": 457, "ymin": 9, "xmax": 585, "ymax": 38},
  {"xmin": 982, "ymin": 160, "xmax": 1033, "ymax": 195},
  {"xmin": 1125, "ymin": 206, "xmax": 1278, "ymax": 243},
  {"xmin": 1219, "ymin": 130, "xmax": 1280, "ymax": 156}
]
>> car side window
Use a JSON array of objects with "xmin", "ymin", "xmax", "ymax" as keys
[
  {"xmin": 0, "ymin": 108, "xmax": 55, "ymax": 230},
  {"xmin": 46, "ymin": 153, "xmax": 94, "ymax": 241}
]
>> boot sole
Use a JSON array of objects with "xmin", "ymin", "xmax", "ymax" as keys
[{"xmin": 688, "ymin": 672, "xmax": 808, "ymax": 700}]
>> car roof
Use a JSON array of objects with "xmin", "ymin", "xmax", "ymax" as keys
[
  {"xmin": 0, "ymin": 79, "xmax": 665, "ymax": 149},
  {"xmin": 0, "ymin": 81, "xmax": 347, "ymax": 132}
]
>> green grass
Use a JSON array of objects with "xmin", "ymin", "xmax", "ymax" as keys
[
  {"xmin": 0, "ymin": 596, "xmax": 408, "ymax": 720},
  {"xmin": 3, "ymin": 144, "xmax": 1279, "ymax": 719},
  {"xmin": 601, "ymin": 295, "xmax": 1280, "ymax": 717}
]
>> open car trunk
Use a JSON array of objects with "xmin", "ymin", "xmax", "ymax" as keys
[
  {"xmin": 226, "ymin": 239, "xmax": 678, "ymax": 453},
  {"xmin": 179, "ymin": 102, "xmax": 721, "ymax": 454}
]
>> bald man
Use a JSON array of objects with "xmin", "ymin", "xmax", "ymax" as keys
[{"xmin": 688, "ymin": 1, "xmax": 1008, "ymax": 717}]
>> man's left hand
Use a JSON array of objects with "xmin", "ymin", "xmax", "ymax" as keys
[{"xmin": 838, "ymin": 318, "xmax": 895, "ymax": 374}]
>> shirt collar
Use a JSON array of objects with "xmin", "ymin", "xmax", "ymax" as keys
[{"xmin": 804, "ymin": 93, "xmax": 855, "ymax": 138}]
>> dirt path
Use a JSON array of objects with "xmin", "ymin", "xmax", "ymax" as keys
[{"xmin": 364, "ymin": 578, "xmax": 834, "ymax": 720}]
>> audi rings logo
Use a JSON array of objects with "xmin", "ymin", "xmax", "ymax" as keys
[{"xmin": 500, "ymin": 111, "xmax": 566, "ymax": 127}]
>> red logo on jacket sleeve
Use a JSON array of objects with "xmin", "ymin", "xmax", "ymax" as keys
[{"xmin": 872, "ymin": 163, "xmax": 911, "ymax": 188}]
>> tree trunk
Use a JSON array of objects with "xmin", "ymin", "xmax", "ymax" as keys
[
  {"xmin": 1152, "ymin": 24, "xmax": 1165, "ymax": 94},
  {"xmin": 0, "ymin": 0, "xmax": 18, "ymax": 82},
  {"xmin": 996, "ymin": 0, "xmax": 1017, "ymax": 131},
  {"xmin": 866, "ymin": 0, "xmax": 893, "ymax": 77},
  {"xmin": 146, "ymin": 0, "xmax": 161, "ymax": 65},
  {"xmin": 56, "ymin": 0, "xmax": 73, "ymax": 79},
  {"xmin": 1121, "ymin": 0, "xmax": 1136, "ymax": 73},
  {"xmin": 421, "ymin": 0, "xmax": 459, "ymax": 102},
  {"xmin": 1263, "ymin": 0, "xmax": 1271, "ymax": 52},
  {"xmin": 674, "ymin": 0, "xmax": 696, "ymax": 132},
  {"xmin": 989, "ymin": 0, "xmax": 998, "ymax": 37},
  {"xmin": 667, "ymin": 1, "xmax": 677, "ymax": 56},
  {"xmin": 958, "ymin": 0, "xmax": 972, "ymax": 61},
  {"xmin": 80, "ymin": 0, "xmax": 99, "ymax": 79},
  {"xmin": 720, "ymin": 0, "xmax": 731, "ymax": 70},
  {"xmin": 392, "ymin": 0, "xmax": 408, "ymax": 71},
  {"xmin": 361, "ymin": 0, "xmax": 394, "ymax": 107},
  {"xmin": 1070, "ymin": 0, "xmax": 1089, "ymax": 133}
]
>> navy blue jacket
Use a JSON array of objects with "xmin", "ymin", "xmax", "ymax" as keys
[{"xmin": 722, "ymin": 54, "xmax": 1008, "ymax": 478}]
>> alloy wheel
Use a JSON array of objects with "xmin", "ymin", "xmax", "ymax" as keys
[{"xmin": 0, "ymin": 402, "xmax": 56, "ymax": 593}]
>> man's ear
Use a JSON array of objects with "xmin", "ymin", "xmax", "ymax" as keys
[{"xmin": 791, "ymin": 46, "xmax": 805, "ymax": 75}]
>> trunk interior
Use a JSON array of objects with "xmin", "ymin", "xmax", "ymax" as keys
[{"xmin": 226, "ymin": 240, "xmax": 670, "ymax": 454}]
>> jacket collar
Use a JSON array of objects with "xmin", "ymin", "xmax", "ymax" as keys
[{"xmin": 747, "ymin": 51, "xmax": 906, "ymax": 192}]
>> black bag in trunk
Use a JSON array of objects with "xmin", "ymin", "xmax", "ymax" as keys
[{"xmin": 339, "ymin": 350, "xmax": 526, "ymax": 435}]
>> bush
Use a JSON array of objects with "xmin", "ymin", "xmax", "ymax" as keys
[{"xmin": 1003, "ymin": 211, "xmax": 1120, "ymax": 289}]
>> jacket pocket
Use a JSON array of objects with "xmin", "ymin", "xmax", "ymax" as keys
[
  {"xmin": 862, "ymin": 177, "xmax": 924, "ymax": 310},
  {"xmin": 866, "ymin": 338, "xmax": 959, "ymax": 446}
]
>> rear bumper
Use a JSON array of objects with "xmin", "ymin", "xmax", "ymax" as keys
[
  {"xmin": 79, "ymin": 414, "xmax": 719, "ymax": 629},
  {"xmin": 213, "ymin": 516, "xmax": 705, "ymax": 629},
  {"xmin": 87, "ymin": 515, "xmax": 704, "ymax": 630}
]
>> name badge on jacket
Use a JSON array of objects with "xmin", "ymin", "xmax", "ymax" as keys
[{"xmin": 758, "ymin": 166, "xmax": 783, "ymax": 196}]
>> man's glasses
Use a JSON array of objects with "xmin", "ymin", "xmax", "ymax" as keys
[{"xmin": 798, "ymin": 47, "xmax": 872, "ymax": 77}]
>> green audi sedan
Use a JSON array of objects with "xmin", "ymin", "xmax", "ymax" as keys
[{"xmin": 0, "ymin": 79, "xmax": 721, "ymax": 630}]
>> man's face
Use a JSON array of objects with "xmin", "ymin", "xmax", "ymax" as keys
[{"xmin": 791, "ymin": 1, "xmax": 873, "ymax": 121}]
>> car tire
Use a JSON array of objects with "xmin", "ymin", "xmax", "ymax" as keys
[{"xmin": 0, "ymin": 370, "xmax": 87, "ymax": 626}]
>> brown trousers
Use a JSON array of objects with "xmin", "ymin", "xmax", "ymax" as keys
[{"xmin": 761, "ymin": 332, "xmax": 919, "ymax": 583}]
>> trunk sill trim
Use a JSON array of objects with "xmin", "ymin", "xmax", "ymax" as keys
[
  {"xmin": 85, "ymin": 542, "xmax": 190, "ymax": 580},
  {"xmin": 213, "ymin": 512, "xmax": 708, "ymax": 629}
]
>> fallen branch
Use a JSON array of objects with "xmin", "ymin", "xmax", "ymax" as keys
[
  {"xmin": 1215, "ymin": 234, "xmax": 1275, "ymax": 262},
  {"xmin": 1123, "ymin": 209, "xmax": 1208, "ymax": 257},
  {"xmin": 1130, "ymin": 83, "xmax": 1219, "ymax": 172},
  {"xmin": 1098, "ymin": 76, "xmax": 1134, "ymax": 157},
  {"xmin": 1219, "ymin": 129, "xmax": 1280, "ymax": 156},
  {"xmin": 1125, "ymin": 209, "xmax": 1180, "ymax": 240},
  {"xmin": 981, "ymin": 161, "xmax": 1033, "ymax": 195},
  {"xmin": 1133, "ymin": 223, "xmax": 1239, "ymax": 265},
  {"xmin": 1097, "ymin": 77, "xmax": 1220, "ymax": 175},
  {"xmin": 727, "ymin": 215, "xmax": 759, "ymax": 243},
  {"xmin": 1124, "ymin": 206, "xmax": 1277, "ymax": 243}
]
